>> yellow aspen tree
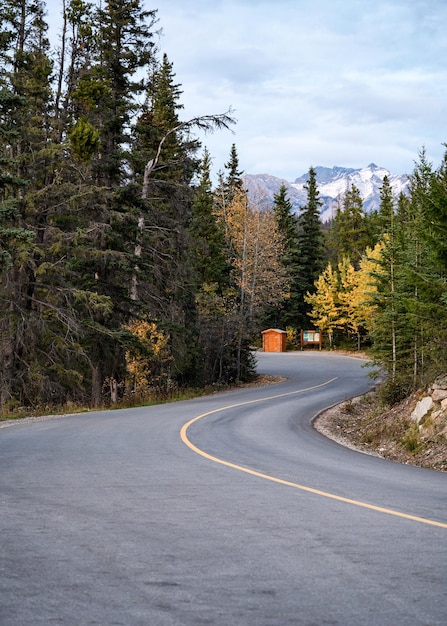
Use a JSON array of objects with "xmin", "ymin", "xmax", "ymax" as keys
[
  {"xmin": 338, "ymin": 256, "xmax": 362, "ymax": 348},
  {"xmin": 338, "ymin": 243, "xmax": 386, "ymax": 349},
  {"xmin": 355, "ymin": 241, "xmax": 386, "ymax": 325},
  {"xmin": 305, "ymin": 262, "xmax": 340, "ymax": 348}
]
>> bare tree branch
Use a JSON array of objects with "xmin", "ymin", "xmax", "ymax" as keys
[{"xmin": 142, "ymin": 109, "xmax": 236, "ymax": 199}]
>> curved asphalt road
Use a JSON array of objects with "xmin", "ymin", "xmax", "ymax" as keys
[{"xmin": 1, "ymin": 352, "xmax": 446, "ymax": 625}]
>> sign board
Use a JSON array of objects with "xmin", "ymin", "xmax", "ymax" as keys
[{"xmin": 300, "ymin": 330, "xmax": 322, "ymax": 349}]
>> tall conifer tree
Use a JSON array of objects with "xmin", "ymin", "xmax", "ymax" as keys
[
  {"xmin": 423, "ymin": 148, "xmax": 447, "ymax": 274},
  {"xmin": 262, "ymin": 184, "xmax": 300, "ymax": 329},
  {"xmin": 369, "ymin": 150, "xmax": 446, "ymax": 401},
  {"xmin": 189, "ymin": 148, "xmax": 228, "ymax": 288},
  {"xmin": 0, "ymin": 0, "xmax": 67, "ymax": 406},
  {"xmin": 131, "ymin": 53, "xmax": 201, "ymax": 384},
  {"xmin": 328, "ymin": 184, "xmax": 371, "ymax": 267},
  {"xmin": 295, "ymin": 166, "xmax": 325, "ymax": 328},
  {"xmin": 65, "ymin": 0, "xmax": 158, "ymax": 403}
]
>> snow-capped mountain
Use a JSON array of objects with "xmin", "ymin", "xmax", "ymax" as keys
[{"xmin": 243, "ymin": 164, "xmax": 409, "ymax": 222}]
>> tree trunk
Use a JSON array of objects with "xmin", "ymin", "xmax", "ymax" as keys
[
  {"xmin": 0, "ymin": 305, "xmax": 15, "ymax": 410},
  {"xmin": 91, "ymin": 365, "xmax": 102, "ymax": 407}
]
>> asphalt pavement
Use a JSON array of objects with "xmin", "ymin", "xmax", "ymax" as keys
[{"xmin": 1, "ymin": 351, "xmax": 446, "ymax": 625}]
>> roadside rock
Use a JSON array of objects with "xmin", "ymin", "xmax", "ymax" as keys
[
  {"xmin": 411, "ymin": 396, "xmax": 434, "ymax": 424},
  {"xmin": 432, "ymin": 389, "xmax": 447, "ymax": 403}
]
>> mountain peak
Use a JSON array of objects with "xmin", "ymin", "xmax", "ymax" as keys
[{"xmin": 243, "ymin": 164, "xmax": 409, "ymax": 222}]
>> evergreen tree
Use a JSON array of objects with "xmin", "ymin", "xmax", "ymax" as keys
[
  {"xmin": 295, "ymin": 166, "xmax": 325, "ymax": 328},
  {"xmin": 364, "ymin": 175, "xmax": 396, "ymax": 244},
  {"xmin": 94, "ymin": 0, "xmax": 157, "ymax": 185},
  {"xmin": 0, "ymin": 0, "xmax": 243, "ymax": 412},
  {"xmin": 424, "ymin": 148, "xmax": 447, "ymax": 275},
  {"xmin": 189, "ymin": 148, "xmax": 228, "ymax": 288},
  {"xmin": 369, "ymin": 150, "xmax": 447, "ymax": 402},
  {"xmin": 0, "ymin": 0, "xmax": 68, "ymax": 407},
  {"xmin": 0, "ymin": 83, "xmax": 35, "ymax": 408},
  {"xmin": 223, "ymin": 143, "xmax": 244, "ymax": 201},
  {"xmin": 328, "ymin": 184, "xmax": 371, "ymax": 266},
  {"xmin": 264, "ymin": 183, "xmax": 300, "ymax": 329},
  {"xmin": 64, "ymin": 0, "xmax": 159, "ymax": 404},
  {"xmin": 403, "ymin": 150, "xmax": 447, "ymax": 387},
  {"xmin": 213, "ymin": 143, "xmax": 245, "ymax": 253},
  {"xmin": 0, "ymin": 0, "xmax": 160, "ymax": 408},
  {"xmin": 188, "ymin": 149, "xmax": 236, "ymax": 384},
  {"xmin": 377, "ymin": 175, "xmax": 395, "ymax": 236},
  {"xmin": 131, "ymin": 52, "xmax": 201, "ymax": 386}
]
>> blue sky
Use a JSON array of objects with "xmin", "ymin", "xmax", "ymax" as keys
[
  {"xmin": 153, "ymin": 0, "xmax": 447, "ymax": 180},
  {"xmin": 47, "ymin": 0, "xmax": 447, "ymax": 181}
]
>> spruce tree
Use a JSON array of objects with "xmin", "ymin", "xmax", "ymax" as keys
[
  {"xmin": 0, "ymin": 0, "xmax": 68, "ymax": 407},
  {"xmin": 403, "ymin": 150, "xmax": 446, "ymax": 386},
  {"xmin": 295, "ymin": 166, "xmax": 325, "ymax": 328},
  {"xmin": 328, "ymin": 184, "xmax": 371, "ymax": 267},
  {"xmin": 376, "ymin": 175, "xmax": 395, "ymax": 236},
  {"xmin": 188, "ymin": 149, "xmax": 230, "ymax": 383},
  {"xmin": 263, "ymin": 183, "xmax": 300, "ymax": 329},
  {"xmin": 131, "ymin": 53, "xmax": 201, "ymax": 385},
  {"xmin": 224, "ymin": 143, "xmax": 244, "ymax": 200},
  {"xmin": 213, "ymin": 143, "xmax": 244, "ymax": 251},
  {"xmin": 189, "ymin": 148, "xmax": 228, "ymax": 288},
  {"xmin": 424, "ymin": 148, "xmax": 447, "ymax": 274},
  {"xmin": 369, "ymin": 150, "xmax": 446, "ymax": 401},
  {"xmin": 61, "ymin": 0, "xmax": 159, "ymax": 404}
]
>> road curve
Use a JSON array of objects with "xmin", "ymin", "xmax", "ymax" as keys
[{"xmin": 1, "ymin": 351, "xmax": 446, "ymax": 625}]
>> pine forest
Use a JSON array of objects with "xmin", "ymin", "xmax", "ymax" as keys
[{"xmin": 1, "ymin": 0, "xmax": 447, "ymax": 416}]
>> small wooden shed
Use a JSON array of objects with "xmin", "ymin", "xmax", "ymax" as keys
[{"xmin": 262, "ymin": 328, "xmax": 287, "ymax": 352}]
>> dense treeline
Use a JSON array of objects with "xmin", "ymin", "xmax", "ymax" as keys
[
  {"xmin": 0, "ymin": 0, "xmax": 291, "ymax": 412},
  {"xmin": 1, "ymin": 1, "xmax": 446, "ymax": 415},
  {"xmin": 308, "ymin": 150, "xmax": 447, "ymax": 403}
]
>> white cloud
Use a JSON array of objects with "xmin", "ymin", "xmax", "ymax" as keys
[
  {"xmin": 48, "ymin": 0, "xmax": 447, "ymax": 181},
  {"xmin": 154, "ymin": 0, "xmax": 447, "ymax": 179}
]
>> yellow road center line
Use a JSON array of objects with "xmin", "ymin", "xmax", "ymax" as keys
[{"xmin": 180, "ymin": 378, "xmax": 447, "ymax": 530}]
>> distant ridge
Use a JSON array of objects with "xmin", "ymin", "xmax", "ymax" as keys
[{"xmin": 243, "ymin": 164, "xmax": 409, "ymax": 222}]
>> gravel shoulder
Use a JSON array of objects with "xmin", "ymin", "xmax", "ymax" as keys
[{"xmin": 314, "ymin": 390, "xmax": 447, "ymax": 472}]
